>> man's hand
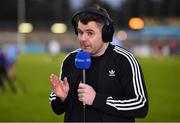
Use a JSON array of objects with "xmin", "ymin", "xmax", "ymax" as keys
[
  {"xmin": 50, "ymin": 74, "xmax": 69, "ymax": 102},
  {"xmin": 78, "ymin": 83, "xmax": 96, "ymax": 105}
]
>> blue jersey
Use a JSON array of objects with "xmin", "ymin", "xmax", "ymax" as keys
[
  {"xmin": 3, "ymin": 44, "xmax": 19, "ymax": 65},
  {"xmin": 0, "ymin": 50, "xmax": 8, "ymax": 72}
]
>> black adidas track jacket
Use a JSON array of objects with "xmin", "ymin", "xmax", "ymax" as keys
[{"xmin": 49, "ymin": 44, "xmax": 148, "ymax": 122}]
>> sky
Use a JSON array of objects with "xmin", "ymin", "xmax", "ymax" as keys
[{"xmin": 69, "ymin": 0, "xmax": 124, "ymax": 9}]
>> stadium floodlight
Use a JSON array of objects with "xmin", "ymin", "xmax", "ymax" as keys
[
  {"xmin": 129, "ymin": 17, "xmax": 144, "ymax": 30},
  {"xmin": 51, "ymin": 23, "xmax": 67, "ymax": 34},
  {"xmin": 18, "ymin": 22, "xmax": 33, "ymax": 33}
]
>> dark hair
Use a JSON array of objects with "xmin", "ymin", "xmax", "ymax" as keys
[{"xmin": 78, "ymin": 5, "xmax": 109, "ymax": 25}]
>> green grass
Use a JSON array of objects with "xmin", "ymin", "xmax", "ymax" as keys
[
  {"xmin": 0, "ymin": 54, "xmax": 180, "ymax": 121},
  {"xmin": 136, "ymin": 56, "xmax": 180, "ymax": 122},
  {"xmin": 0, "ymin": 53, "xmax": 65, "ymax": 122}
]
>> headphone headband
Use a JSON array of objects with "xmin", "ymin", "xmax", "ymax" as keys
[{"xmin": 71, "ymin": 7, "xmax": 115, "ymax": 42}]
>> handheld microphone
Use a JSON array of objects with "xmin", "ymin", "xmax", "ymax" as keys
[
  {"xmin": 75, "ymin": 51, "xmax": 91, "ymax": 122},
  {"xmin": 75, "ymin": 51, "xmax": 91, "ymax": 69},
  {"xmin": 75, "ymin": 51, "xmax": 91, "ymax": 84}
]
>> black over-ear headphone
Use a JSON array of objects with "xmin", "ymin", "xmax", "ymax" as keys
[{"xmin": 71, "ymin": 7, "xmax": 115, "ymax": 42}]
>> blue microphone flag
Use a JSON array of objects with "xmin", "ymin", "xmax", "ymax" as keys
[{"xmin": 75, "ymin": 51, "xmax": 91, "ymax": 69}]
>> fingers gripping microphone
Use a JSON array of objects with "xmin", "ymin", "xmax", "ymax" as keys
[{"xmin": 75, "ymin": 51, "xmax": 91, "ymax": 122}]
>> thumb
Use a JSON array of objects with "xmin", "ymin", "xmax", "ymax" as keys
[{"xmin": 63, "ymin": 77, "xmax": 68, "ymax": 85}]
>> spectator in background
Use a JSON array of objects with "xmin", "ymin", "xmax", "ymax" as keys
[
  {"xmin": 154, "ymin": 40, "xmax": 164, "ymax": 57},
  {"xmin": 111, "ymin": 36, "xmax": 122, "ymax": 47},
  {"xmin": 48, "ymin": 39, "xmax": 61, "ymax": 57},
  {"xmin": 0, "ymin": 47, "xmax": 16, "ymax": 93},
  {"xmin": 0, "ymin": 48, "xmax": 6, "ymax": 91},
  {"xmin": 168, "ymin": 40, "xmax": 177, "ymax": 55},
  {"xmin": 2, "ymin": 40, "xmax": 19, "ymax": 93}
]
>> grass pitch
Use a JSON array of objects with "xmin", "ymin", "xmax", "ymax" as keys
[{"xmin": 0, "ymin": 53, "xmax": 180, "ymax": 122}]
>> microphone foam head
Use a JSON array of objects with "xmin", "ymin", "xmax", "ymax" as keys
[{"xmin": 75, "ymin": 51, "xmax": 91, "ymax": 69}]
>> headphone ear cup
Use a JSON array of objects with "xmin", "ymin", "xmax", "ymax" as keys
[
  {"xmin": 102, "ymin": 25, "xmax": 109, "ymax": 42},
  {"xmin": 102, "ymin": 24, "xmax": 114, "ymax": 42},
  {"xmin": 72, "ymin": 16, "xmax": 78, "ymax": 35},
  {"xmin": 74, "ymin": 25, "xmax": 78, "ymax": 35},
  {"xmin": 108, "ymin": 23, "xmax": 115, "ymax": 42}
]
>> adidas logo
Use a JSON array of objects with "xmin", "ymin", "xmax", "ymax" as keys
[{"xmin": 109, "ymin": 69, "xmax": 115, "ymax": 77}]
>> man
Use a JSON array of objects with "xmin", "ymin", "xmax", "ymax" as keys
[
  {"xmin": 0, "ymin": 49, "xmax": 6, "ymax": 90},
  {"xmin": 0, "ymin": 47, "xmax": 17, "ymax": 93},
  {"xmin": 1, "ymin": 41, "xmax": 18, "ymax": 93},
  {"xmin": 49, "ymin": 5, "xmax": 148, "ymax": 122}
]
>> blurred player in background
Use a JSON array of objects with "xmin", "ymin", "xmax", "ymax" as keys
[{"xmin": 1, "ymin": 40, "xmax": 19, "ymax": 93}]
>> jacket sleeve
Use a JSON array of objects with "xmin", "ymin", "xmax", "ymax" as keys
[
  {"xmin": 49, "ymin": 91, "xmax": 69, "ymax": 115},
  {"xmin": 92, "ymin": 53, "xmax": 148, "ymax": 118},
  {"xmin": 49, "ymin": 55, "xmax": 70, "ymax": 115}
]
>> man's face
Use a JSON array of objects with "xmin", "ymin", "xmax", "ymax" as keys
[{"xmin": 77, "ymin": 21, "xmax": 105, "ymax": 56}]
